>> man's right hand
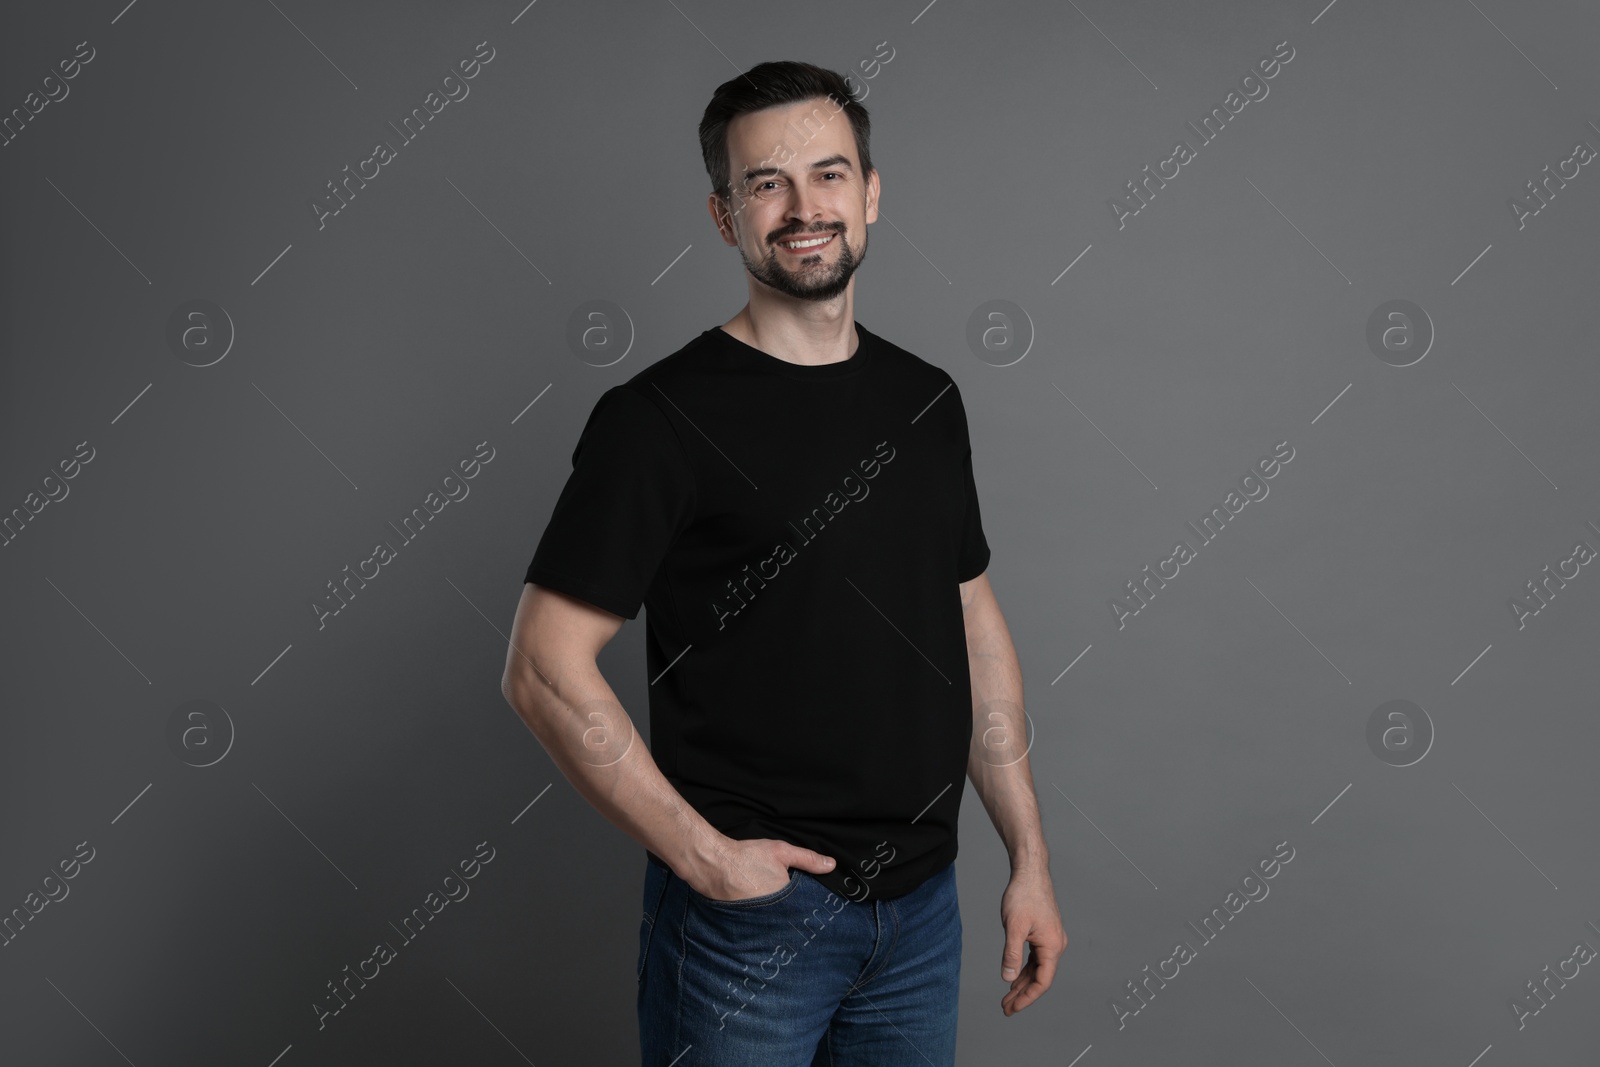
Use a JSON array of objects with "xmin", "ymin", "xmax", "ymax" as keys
[{"xmin": 683, "ymin": 836, "xmax": 837, "ymax": 902}]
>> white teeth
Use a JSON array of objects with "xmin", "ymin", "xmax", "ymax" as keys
[{"xmin": 780, "ymin": 235, "xmax": 833, "ymax": 248}]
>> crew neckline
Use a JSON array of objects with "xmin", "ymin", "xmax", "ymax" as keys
[{"xmin": 710, "ymin": 321, "xmax": 874, "ymax": 379}]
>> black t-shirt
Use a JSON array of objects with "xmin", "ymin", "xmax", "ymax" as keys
[{"xmin": 523, "ymin": 321, "xmax": 990, "ymax": 900}]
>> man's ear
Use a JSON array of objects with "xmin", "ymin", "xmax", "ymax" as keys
[{"xmin": 708, "ymin": 192, "xmax": 738, "ymax": 245}]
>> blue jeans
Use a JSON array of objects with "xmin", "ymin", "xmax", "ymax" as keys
[{"xmin": 637, "ymin": 852, "xmax": 961, "ymax": 1066}]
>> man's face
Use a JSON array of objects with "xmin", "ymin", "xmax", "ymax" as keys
[{"xmin": 713, "ymin": 97, "xmax": 879, "ymax": 303}]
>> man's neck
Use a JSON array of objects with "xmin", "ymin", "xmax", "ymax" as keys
[{"xmin": 720, "ymin": 303, "xmax": 859, "ymax": 367}]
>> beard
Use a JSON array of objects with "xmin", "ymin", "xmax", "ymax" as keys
[{"xmin": 739, "ymin": 225, "xmax": 866, "ymax": 302}]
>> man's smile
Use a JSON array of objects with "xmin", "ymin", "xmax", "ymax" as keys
[{"xmin": 776, "ymin": 232, "xmax": 837, "ymax": 253}]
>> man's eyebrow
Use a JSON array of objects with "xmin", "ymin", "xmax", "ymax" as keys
[{"xmin": 739, "ymin": 154, "xmax": 855, "ymax": 182}]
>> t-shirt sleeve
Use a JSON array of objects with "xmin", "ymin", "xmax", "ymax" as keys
[
  {"xmin": 523, "ymin": 385, "xmax": 696, "ymax": 620},
  {"xmin": 953, "ymin": 383, "xmax": 991, "ymax": 583}
]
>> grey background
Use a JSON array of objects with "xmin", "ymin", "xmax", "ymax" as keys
[{"xmin": 2, "ymin": 0, "xmax": 1597, "ymax": 1064}]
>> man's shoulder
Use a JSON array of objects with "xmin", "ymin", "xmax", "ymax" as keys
[
  {"xmin": 838, "ymin": 323, "xmax": 960, "ymax": 403},
  {"xmin": 599, "ymin": 327, "xmax": 725, "ymax": 403},
  {"xmin": 856, "ymin": 324, "xmax": 957, "ymax": 386}
]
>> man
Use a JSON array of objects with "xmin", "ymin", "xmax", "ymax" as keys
[{"xmin": 501, "ymin": 60, "xmax": 1066, "ymax": 1066}]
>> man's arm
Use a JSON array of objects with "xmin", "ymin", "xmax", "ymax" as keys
[
  {"xmin": 500, "ymin": 582, "xmax": 836, "ymax": 899},
  {"xmin": 962, "ymin": 570, "xmax": 1047, "ymax": 871},
  {"xmin": 960, "ymin": 570, "xmax": 1068, "ymax": 1015}
]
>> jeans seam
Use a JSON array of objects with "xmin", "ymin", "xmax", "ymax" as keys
[
  {"xmin": 878, "ymin": 899, "xmax": 904, "ymax": 990},
  {"xmin": 639, "ymin": 862, "xmax": 673, "ymax": 984},
  {"xmin": 671, "ymin": 869, "xmax": 689, "ymax": 1059},
  {"xmin": 849, "ymin": 899, "xmax": 899, "ymax": 994}
]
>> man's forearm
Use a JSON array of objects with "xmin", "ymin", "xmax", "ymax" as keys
[
  {"xmin": 503, "ymin": 652, "xmax": 726, "ymax": 881},
  {"xmin": 964, "ymin": 595, "xmax": 1050, "ymax": 874}
]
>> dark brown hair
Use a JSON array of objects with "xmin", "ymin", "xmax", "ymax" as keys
[{"xmin": 698, "ymin": 60, "xmax": 873, "ymax": 202}]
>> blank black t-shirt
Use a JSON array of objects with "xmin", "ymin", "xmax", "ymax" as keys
[{"xmin": 523, "ymin": 321, "xmax": 990, "ymax": 900}]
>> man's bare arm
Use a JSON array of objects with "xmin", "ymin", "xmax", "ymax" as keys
[
  {"xmin": 961, "ymin": 571, "xmax": 1047, "ymax": 873},
  {"xmin": 500, "ymin": 583, "xmax": 835, "ymax": 898},
  {"xmin": 960, "ymin": 569, "xmax": 1068, "ymax": 1016}
]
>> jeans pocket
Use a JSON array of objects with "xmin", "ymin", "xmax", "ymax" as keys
[{"xmin": 689, "ymin": 868, "xmax": 802, "ymax": 909}]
